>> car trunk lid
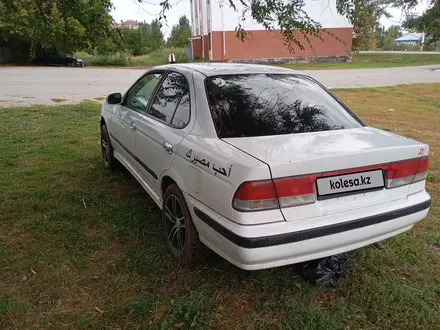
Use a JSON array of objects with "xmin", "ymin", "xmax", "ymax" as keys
[{"xmin": 225, "ymin": 127, "xmax": 428, "ymax": 222}]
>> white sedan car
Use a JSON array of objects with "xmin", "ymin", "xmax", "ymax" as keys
[{"xmin": 100, "ymin": 63, "xmax": 431, "ymax": 270}]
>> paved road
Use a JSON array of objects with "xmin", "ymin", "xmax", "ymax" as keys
[
  {"xmin": 311, "ymin": 64, "xmax": 440, "ymax": 89},
  {"xmin": 1, "ymin": 65, "xmax": 440, "ymax": 107},
  {"xmin": 1, "ymin": 67, "xmax": 143, "ymax": 107}
]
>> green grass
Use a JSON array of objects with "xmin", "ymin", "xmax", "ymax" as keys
[
  {"xmin": 281, "ymin": 53, "xmax": 440, "ymax": 70},
  {"xmin": 0, "ymin": 295, "xmax": 28, "ymax": 315},
  {"xmin": 1, "ymin": 84, "xmax": 440, "ymax": 329}
]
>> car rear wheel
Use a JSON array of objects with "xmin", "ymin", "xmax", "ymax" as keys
[
  {"xmin": 100, "ymin": 123, "xmax": 120, "ymax": 171},
  {"xmin": 162, "ymin": 184, "xmax": 203, "ymax": 265}
]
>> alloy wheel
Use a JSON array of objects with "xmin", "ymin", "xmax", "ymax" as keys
[
  {"xmin": 164, "ymin": 194, "xmax": 186, "ymax": 255},
  {"xmin": 101, "ymin": 130, "xmax": 110, "ymax": 166}
]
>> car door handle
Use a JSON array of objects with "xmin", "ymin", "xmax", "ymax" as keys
[
  {"xmin": 129, "ymin": 122, "xmax": 136, "ymax": 131},
  {"xmin": 163, "ymin": 142, "xmax": 173, "ymax": 154}
]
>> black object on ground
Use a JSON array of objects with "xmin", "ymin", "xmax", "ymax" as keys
[
  {"xmin": 32, "ymin": 53, "xmax": 84, "ymax": 67},
  {"xmin": 374, "ymin": 241, "xmax": 386, "ymax": 250},
  {"xmin": 296, "ymin": 253, "xmax": 349, "ymax": 286}
]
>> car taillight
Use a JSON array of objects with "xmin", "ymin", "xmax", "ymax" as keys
[
  {"xmin": 386, "ymin": 156, "xmax": 428, "ymax": 188},
  {"xmin": 273, "ymin": 176, "xmax": 317, "ymax": 208},
  {"xmin": 233, "ymin": 175, "xmax": 317, "ymax": 211},
  {"xmin": 232, "ymin": 180, "xmax": 279, "ymax": 211}
]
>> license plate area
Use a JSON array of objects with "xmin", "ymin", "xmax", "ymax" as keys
[{"xmin": 316, "ymin": 169, "xmax": 385, "ymax": 198}]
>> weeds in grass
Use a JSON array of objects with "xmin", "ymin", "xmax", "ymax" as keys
[
  {"xmin": 161, "ymin": 290, "xmax": 212, "ymax": 329},
  {"xmin": 282, "ymin": 53, "xmax": 440, "ymax": 70},
  {"xmin": 131, "ymin": 48, "xmax": 189, "ymax": 67},
  {"xmin": 0, "ymin": 295, "xmax": 28, "ymax": 315},
  {"xmin": 51, "ymin": 98, "xmax": 67, "ymax": 103},
  {"xmin": 81, "ymin": 99, "xmax": 100, "ymax": 104},
  {"xmin": 76, "ymin": 48, "xmax": 189, "ymax": 67},
  {"xmin": 427, "ymin": 172, "xmax": 437, "ymax": 183},
  {"xmin": 75, "ymin": 51, "xmax": 131, "ymax": 66}
]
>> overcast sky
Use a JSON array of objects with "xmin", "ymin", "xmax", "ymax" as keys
[
  {"xmin": 111, "ymin": 0, "xmax": 191, "ymax": 37},
  {"xmin": 111, "ymin": 0, "xmax": 431, "ymax": 38}
]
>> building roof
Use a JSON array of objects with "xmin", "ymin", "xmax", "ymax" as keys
[
  {"xmin": 395, "ymin": 33, "xmax": 423, "ymax": 43},
  {"xmin": 154, "ymin": 63, "xmax": 298, "ymax": 76},
  {"xmin": 121, "ymin": 20, "xmax": 139, "ymax": 24}
]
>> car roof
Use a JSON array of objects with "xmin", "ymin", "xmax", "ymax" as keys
[{"xmin": 152, "ymin": 63, "xmax": 299, "ymax": 76}]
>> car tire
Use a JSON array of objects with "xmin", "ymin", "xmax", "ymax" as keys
[
  {"xmin": 100, "ymin": 123, "xmax": 120, "ymax": 171},
  {"xmin": 162, "ymin": 184, "xmax": 203, "ymax": 265}
]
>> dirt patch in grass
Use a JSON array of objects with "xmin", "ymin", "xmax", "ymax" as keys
[
  {"xmin": 17, "ymin": 156, "xmax": 39, "ymax": 167},
  {"xmin": 81, "ymin": 99, "xmax": 100, "ymax": 104},
  {"xmin": 0, "ymin": 230, "xmax": 33, "ymax": 247},
  {"xmin": 311, "ymin": 290, "xmax": 346, "ymax": 308},
  {"xmin": 51, "ymin": 98, "xmax": 68, "ymax": 103},
  {"xmin": 1, "ymin": 85, "xmax": 440, "ymax": 329}
]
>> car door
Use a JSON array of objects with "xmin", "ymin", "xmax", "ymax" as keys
[
  {"xmin": 112, "ymin": 71, "xmax": 165, "ymax": 168},
  {"xmin": 135, "ymin": 70, "xmax": 192, "ymax": 196}
]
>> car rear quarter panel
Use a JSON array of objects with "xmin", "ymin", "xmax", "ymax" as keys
[
  {"xmin": 170, "ymin": 70, "xmax": 286, "ymax": 225},
  {"xmin": 174, "ymin": 135, "xmax": 285, "ymax": 224}
]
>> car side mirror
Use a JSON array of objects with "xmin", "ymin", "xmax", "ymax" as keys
[{"xmin": 107, "ymin": 92, "xmax": 122, "ymax": 105}]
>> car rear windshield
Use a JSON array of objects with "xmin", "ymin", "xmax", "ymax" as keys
[{"xmin": 205, "ymin": 74, "xmax": 363, "ymax": 138}]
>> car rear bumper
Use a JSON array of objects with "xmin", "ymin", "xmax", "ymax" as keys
[{"xmin": 188, "ymin": 191, "xmax": 431, "ymax": 270}]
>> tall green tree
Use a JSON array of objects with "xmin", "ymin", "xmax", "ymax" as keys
[
  {"xmin": 383, "ymin": 25, "xmax": 402, "ymax": 50},
  {"xmin": 121, "ymin": 23, "xmax": 153, "ymax": 56},
  {"xmin": 405, "ymin": 0, "xmax": 440, "ymax": 47},
  {"xmin": 352, "ymin": 0, "xmax": 390, "ymax": 50},
  {"xmin": 83, "ymin": 0, "xmax": 117, "ymax": 51},
  {"xmin": 0, "ymin": 0, "xmax": 114, "ymax": 57},
  {"xmin": 149, "ymin": 18, "xmax": 164, "ymax": 51},
  {"xmin": 374, "ymin": 25, "xmax": 386, "ymax": 49},
  {"xmin": 138, "ymin": 23, "xmax": 153, "ymax": 53},
  {"xmin": 167, "ymin": 15, "xmax": 191, "ymax": 48}
]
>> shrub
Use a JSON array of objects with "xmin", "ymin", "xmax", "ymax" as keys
[
  {"xmin": 130, "ymin": 47, "xmax": 189, "ymax": 66},
  {"xmin": 75, "ymin": 48, "xmax": 191, "ymax": 67},
  {"xmin": 74, "ymin": 52, "xmax": 131, "ymax": 66}
]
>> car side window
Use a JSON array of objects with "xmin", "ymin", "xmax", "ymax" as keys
[
  {"xmin": 171, "ymin": 92, "xmax": 190, "ymax": 128},
  {"xmin": 125, "ymin": 73, "xmax": 163, "ymax": 112},
  {"xmin": 149, "ymin": 72, "xmax": 189, "ymax": 125}
]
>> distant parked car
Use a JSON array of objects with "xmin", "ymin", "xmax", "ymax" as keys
[
  {"xmin": 32, "ymin": 53, "xmax": 84, "ymax": 67},
  {"xmin": 100, "ymin": 63, "xmax": 431, "ymax": 270}
]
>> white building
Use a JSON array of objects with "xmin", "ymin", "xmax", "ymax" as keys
[{"xmin": 189, "ymin": 0, "xmax": 353, "ymax": 61}]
